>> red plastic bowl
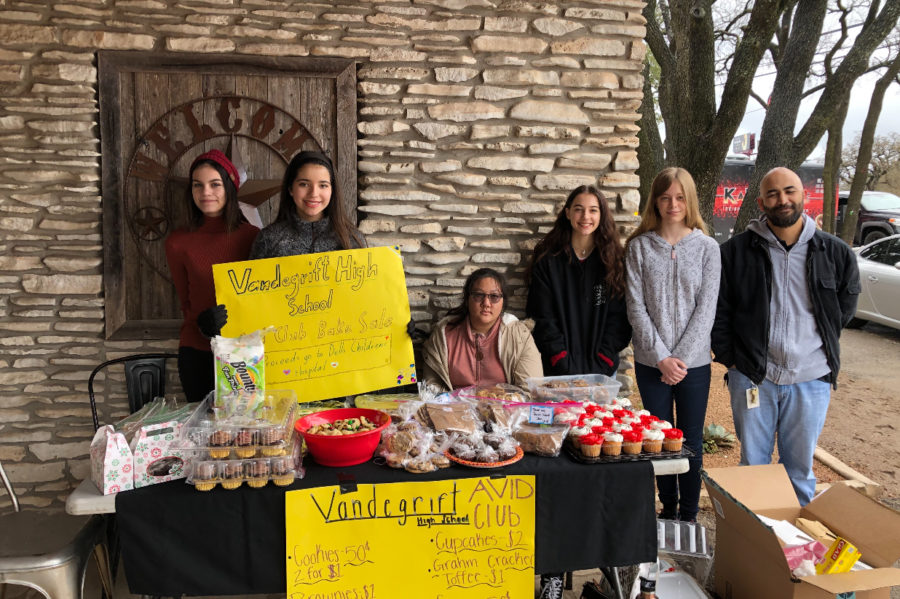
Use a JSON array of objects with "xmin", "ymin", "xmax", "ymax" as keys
[{"xmin": 294, "ymin": 408, "xmax": 391, "ymax": 467}]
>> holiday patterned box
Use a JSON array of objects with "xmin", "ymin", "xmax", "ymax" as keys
[
  {"xmin": 89, "ymin": 425, "xmax": 134, "ymax": 495},
  {"xmin": 131, "ymin": 421, "xmax": 187, "ymax": 488}
]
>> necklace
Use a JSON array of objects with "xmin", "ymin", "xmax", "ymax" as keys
[{"xmin": 574, "ymin": 244, "xmax": 591, "ymax": 257}]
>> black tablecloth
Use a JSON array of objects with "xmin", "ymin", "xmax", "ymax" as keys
[{"xmin": 117, "ymin": 455, "xmax": 655, "ymax": 596}]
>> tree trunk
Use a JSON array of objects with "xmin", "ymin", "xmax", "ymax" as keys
[
  {"xmin": 734, "ymin": 0, "xmax": 900, "ymax": 234},
  {"xmin": 822, "ymin": 99, "xmax": 848, "ymax": 235},
  {"xmin": 735, "ymin": 0, "xmax": 827, "ymax": 233},
  {"xmin": 637, "ymin": 56, "xmax": 664, "ymax": 213},
  {"xmin": 842, "ymin": 53, "xmax": 900, "ymax": 245},
  {"xmin": 643, "ymin": 0, "xmax": 785, "ymax": 230}
]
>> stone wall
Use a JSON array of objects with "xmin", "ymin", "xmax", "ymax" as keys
[{"xmin": 0, "ymin": 0, "xmax": 644, "ymax": 508}]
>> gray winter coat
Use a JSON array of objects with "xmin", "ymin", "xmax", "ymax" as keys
[{"xmin": 625, "ymin": 229, "xmax": 721, "ymax": 369}]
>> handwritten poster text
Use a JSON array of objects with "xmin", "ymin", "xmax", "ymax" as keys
[
  {"xmin": 213, "ymin": 247, "xmax": 415, "ymax": 401},
  {"xmin": 285, "ymin": 476, "xmax": 536, "ymax": 598}
]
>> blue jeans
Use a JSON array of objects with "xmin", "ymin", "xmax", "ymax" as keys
[
  {"xmin": 726, "ymin": 369, "xmax": 831, "ymax": 505},
  {"xmin": 635, "ymin": 362, "xmax": 710, "ymax": 521}
]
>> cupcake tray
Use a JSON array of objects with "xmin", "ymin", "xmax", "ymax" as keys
[
  {"xmin": 188, "ymin": 454, "xmax": 299, "ymax": 491},
  {"xmin": 564, "ymin": 440, "xmax": 693, "ymax": 465},
  {"xmin": 179, "ymin": 390, "xmax": 297, "ymax": 460}
]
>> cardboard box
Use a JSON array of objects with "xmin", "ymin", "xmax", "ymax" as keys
[
  {"xmin": 89, "ymin": 425, "xmax": 134, "ymax": 495},
  {"xmin": 130, "ymin": 420, "xmax": 186, "ymax": 488},
  {"xmin": 704, "ymin": 465, "xmax": 900, "ymax": 599}
]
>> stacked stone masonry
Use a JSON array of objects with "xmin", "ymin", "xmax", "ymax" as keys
[{"xmin": 0, "ymin": 0, "xmax": 644, "ymax": 508}]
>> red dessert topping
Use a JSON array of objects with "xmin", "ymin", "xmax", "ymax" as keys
[
  {"xmin": 580, "ymin": 433, "xmax": 603, "ymax": 446},
  {"xmin": 664, "ymin": 428, "xmax": 684, "ymax": 439},
  {"xmin": 622, "ymin": 430, "xmax": 643, "ymax": 443}
]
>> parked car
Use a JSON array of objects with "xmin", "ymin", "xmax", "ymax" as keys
[
  {"xmin": 848, "ymin": 234, "xmax": 900, "ymax": 330},
  {"xmin": 837, "ymin": 190, "xmax": 900, "ymax": 246}
]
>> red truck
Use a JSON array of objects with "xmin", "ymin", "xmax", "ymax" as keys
[{"xmin": 712, "ymin": 158, "xmax": 828, "ymax": 242}]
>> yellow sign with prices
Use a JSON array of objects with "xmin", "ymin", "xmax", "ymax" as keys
[
  {"xmin": 212, "ymin": 247, "xmax": 416, "ymax": 401},
  {"xmin": 285, "ymin": 476, "xmax": 536, "ymax": 598}
]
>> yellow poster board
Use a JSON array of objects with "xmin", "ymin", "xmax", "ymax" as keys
[
  {"xmin": 285, "ymin": 476, "xmax": 536, "ymax": 598},
  {"xmin": 212, "ymin": 247, "xmax": 415, "ymax": 401}
]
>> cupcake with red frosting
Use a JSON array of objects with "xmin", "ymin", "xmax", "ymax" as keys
[
  {"xmin": 639, "ymin": 414, "xmax": 660, "ymax": 427},
  {"xmin": 568, "ymin": 424, "xmax": 592, "ymax": 449},
  {"xmin": 663, "ymin": 428, "xmax": 684, "ymax": 452},
  {"xmin": 602, "ymin": 431, "xmax": 623, "ymax": 456},
  {"xmin": 642, "ymin": 428, "xmax": 664, "ymax": 453},
  {"xmin": 579, "ymin": 433, "xmax": 604, "ymax": 457},
  {"xmin": 622, "ymin": 430, "xmax": 643, "ymax": 455},
  {"xmin": 612, "ymin": 397, "xmax": 632, "ymax": 409}
]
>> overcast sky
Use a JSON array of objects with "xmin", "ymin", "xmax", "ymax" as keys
[{"xmin": 734, "ymin": 70, "xmax": 900, "ymax": 161}]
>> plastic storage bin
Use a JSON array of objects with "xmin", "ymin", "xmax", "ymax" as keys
[{"xmin": 526, "ymin": 373, "xmax": 622, "ymax": 404}]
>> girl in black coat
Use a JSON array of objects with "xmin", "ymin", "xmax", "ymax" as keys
[{"xmin": 526, "ymin": 185, "xmax": 632, "ymax": 377}]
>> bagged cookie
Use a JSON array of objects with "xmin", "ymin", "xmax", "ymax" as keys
[
  {"xmin": 512, "ymin": 423, "xmax": 569, "ymax": 457},
  {"xmin": 425, "ymin": 401, "xmax": 481, "ymax": 435}
]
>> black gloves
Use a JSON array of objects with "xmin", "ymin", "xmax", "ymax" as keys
[
  {"xmin": 197, "ymin": 304, "xmax": 228, "ymax": 338},
  {"xmin": 406, "ymin": 318, "xmax": 427, "ymax": 342}
]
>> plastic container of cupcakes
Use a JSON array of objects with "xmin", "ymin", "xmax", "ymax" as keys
[
  {"xmin": 179, "ymin": 389, "xmax": 298, "ymax": 460},
  {"xmin": 187, "ymin": 449, "xmax": 302, "ymax": 491},
  {"xmin": 525, "ymin": 373, "xmax": 622, "ymax": 404}
]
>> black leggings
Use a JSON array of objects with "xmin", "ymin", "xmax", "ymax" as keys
[{"xmin": 177, "ymin": 346, "xmax": 214, "ymax": 403}]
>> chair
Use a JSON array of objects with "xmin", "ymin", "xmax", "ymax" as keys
[
  {"xmin": 86, "ymin": 353, "xmax": 177, "ymax": 598},
  {"xmin": 88, "ymin": 353, "xmax": 177, "ymax": 431},
  {"xmin": 0, "ymin": 460, "xmax": 114, "ymax": 599}
]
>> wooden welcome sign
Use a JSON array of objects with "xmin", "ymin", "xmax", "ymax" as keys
[
  {"xmin": 98, "ymin": 51, "xmax": 356, "ymax": 340},
  {"xmin": 213, "ymin": 247, "xmax": 415, "ymax": 401}
]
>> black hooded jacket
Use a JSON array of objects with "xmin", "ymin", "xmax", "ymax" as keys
[
  {"xmin": 711, "ymin": 226, "xmax": 860, "ymax": 387},
  {"xmin": 526, "ymin": 249, "xmax": 632, "ymax": 376}
]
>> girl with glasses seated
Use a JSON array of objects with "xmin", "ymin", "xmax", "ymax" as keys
[{"xmin": 421, "ymin": 268, "xmax": 543, "ymax": 391}]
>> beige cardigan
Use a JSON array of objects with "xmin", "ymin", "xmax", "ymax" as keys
[{"xmin": 421, "ymin": 313, "xmax": 544, "ymax": 391}]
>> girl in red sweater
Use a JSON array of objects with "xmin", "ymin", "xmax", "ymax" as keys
[{"xmin": 165, "ymin": 150, "xmax": 258, "ymax": 401}]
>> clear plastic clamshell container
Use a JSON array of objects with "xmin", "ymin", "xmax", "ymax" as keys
[
  {"xmin": 187, "ymin": 448, "xmax": 302, "ymax": 491},
  {"xmin": 180, "ymin": 389, "xmax": 298, "ymax": 460},
  {"xmin": 526, "ymin": 373, "xmax": 622, "ymax": 404}
]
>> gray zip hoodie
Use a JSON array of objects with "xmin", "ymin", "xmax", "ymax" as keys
[
  {"xmin": 747, "ymin": 215, "xmax": 830, "ymax": 384},
  {"xmin": 625, "ymin": 229, "xmax": 721, "ymax": 369}
]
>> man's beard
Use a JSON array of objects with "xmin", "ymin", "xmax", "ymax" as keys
[{"xmin": 764, "ymin": 203, "xmax": 802, "ymax": 227}]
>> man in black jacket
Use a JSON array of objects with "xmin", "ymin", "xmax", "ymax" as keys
[{"xmin": 712, "ymin": 167, "xmax": 860, "ymax": 504}]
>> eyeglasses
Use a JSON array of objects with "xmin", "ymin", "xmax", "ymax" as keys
[{"xmin": 470, "ymin": 292, "xmax": 503, "ymax": 304}]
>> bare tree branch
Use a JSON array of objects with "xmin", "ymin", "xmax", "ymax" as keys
[
  {"xmin": 749, "ymin": 89, "xmax": 769, "ymax": 109},
  {"xmin": 643, "ymin": 0, "xmax": 675, "ymax": 71},
  {"xmin": 793, "ymin": 0, "xmax": 900, "ymax": 159},
  {"xmin": 840, "ymin": 52, "xmax": 900, "ymax": 243},
  {"xmin": 823, "ymin": 0, "xmax": 851, "ymax": 77}
]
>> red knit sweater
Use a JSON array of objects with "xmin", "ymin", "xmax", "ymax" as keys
[{"xmin": 165, "ymin": 217, "xmax": 258, "ymax": 351}]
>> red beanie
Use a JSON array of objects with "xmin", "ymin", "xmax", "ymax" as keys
[{"xmin": 191, "ymin": 149, "xmax": 240, "ymax": 191}]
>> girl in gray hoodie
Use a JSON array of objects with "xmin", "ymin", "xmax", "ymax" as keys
[{"xmin": 625, "ymin": 168, "xmax": 721, "ymax": 522}]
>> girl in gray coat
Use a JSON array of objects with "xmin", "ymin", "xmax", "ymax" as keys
[{"xmin": 625, "ymin": 168, "xmax": 721, "ymax": 522}]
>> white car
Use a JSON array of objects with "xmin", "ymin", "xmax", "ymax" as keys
[{"xmin": 849, "ymin": 234, "xmax": 900, "ymax": 330}]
